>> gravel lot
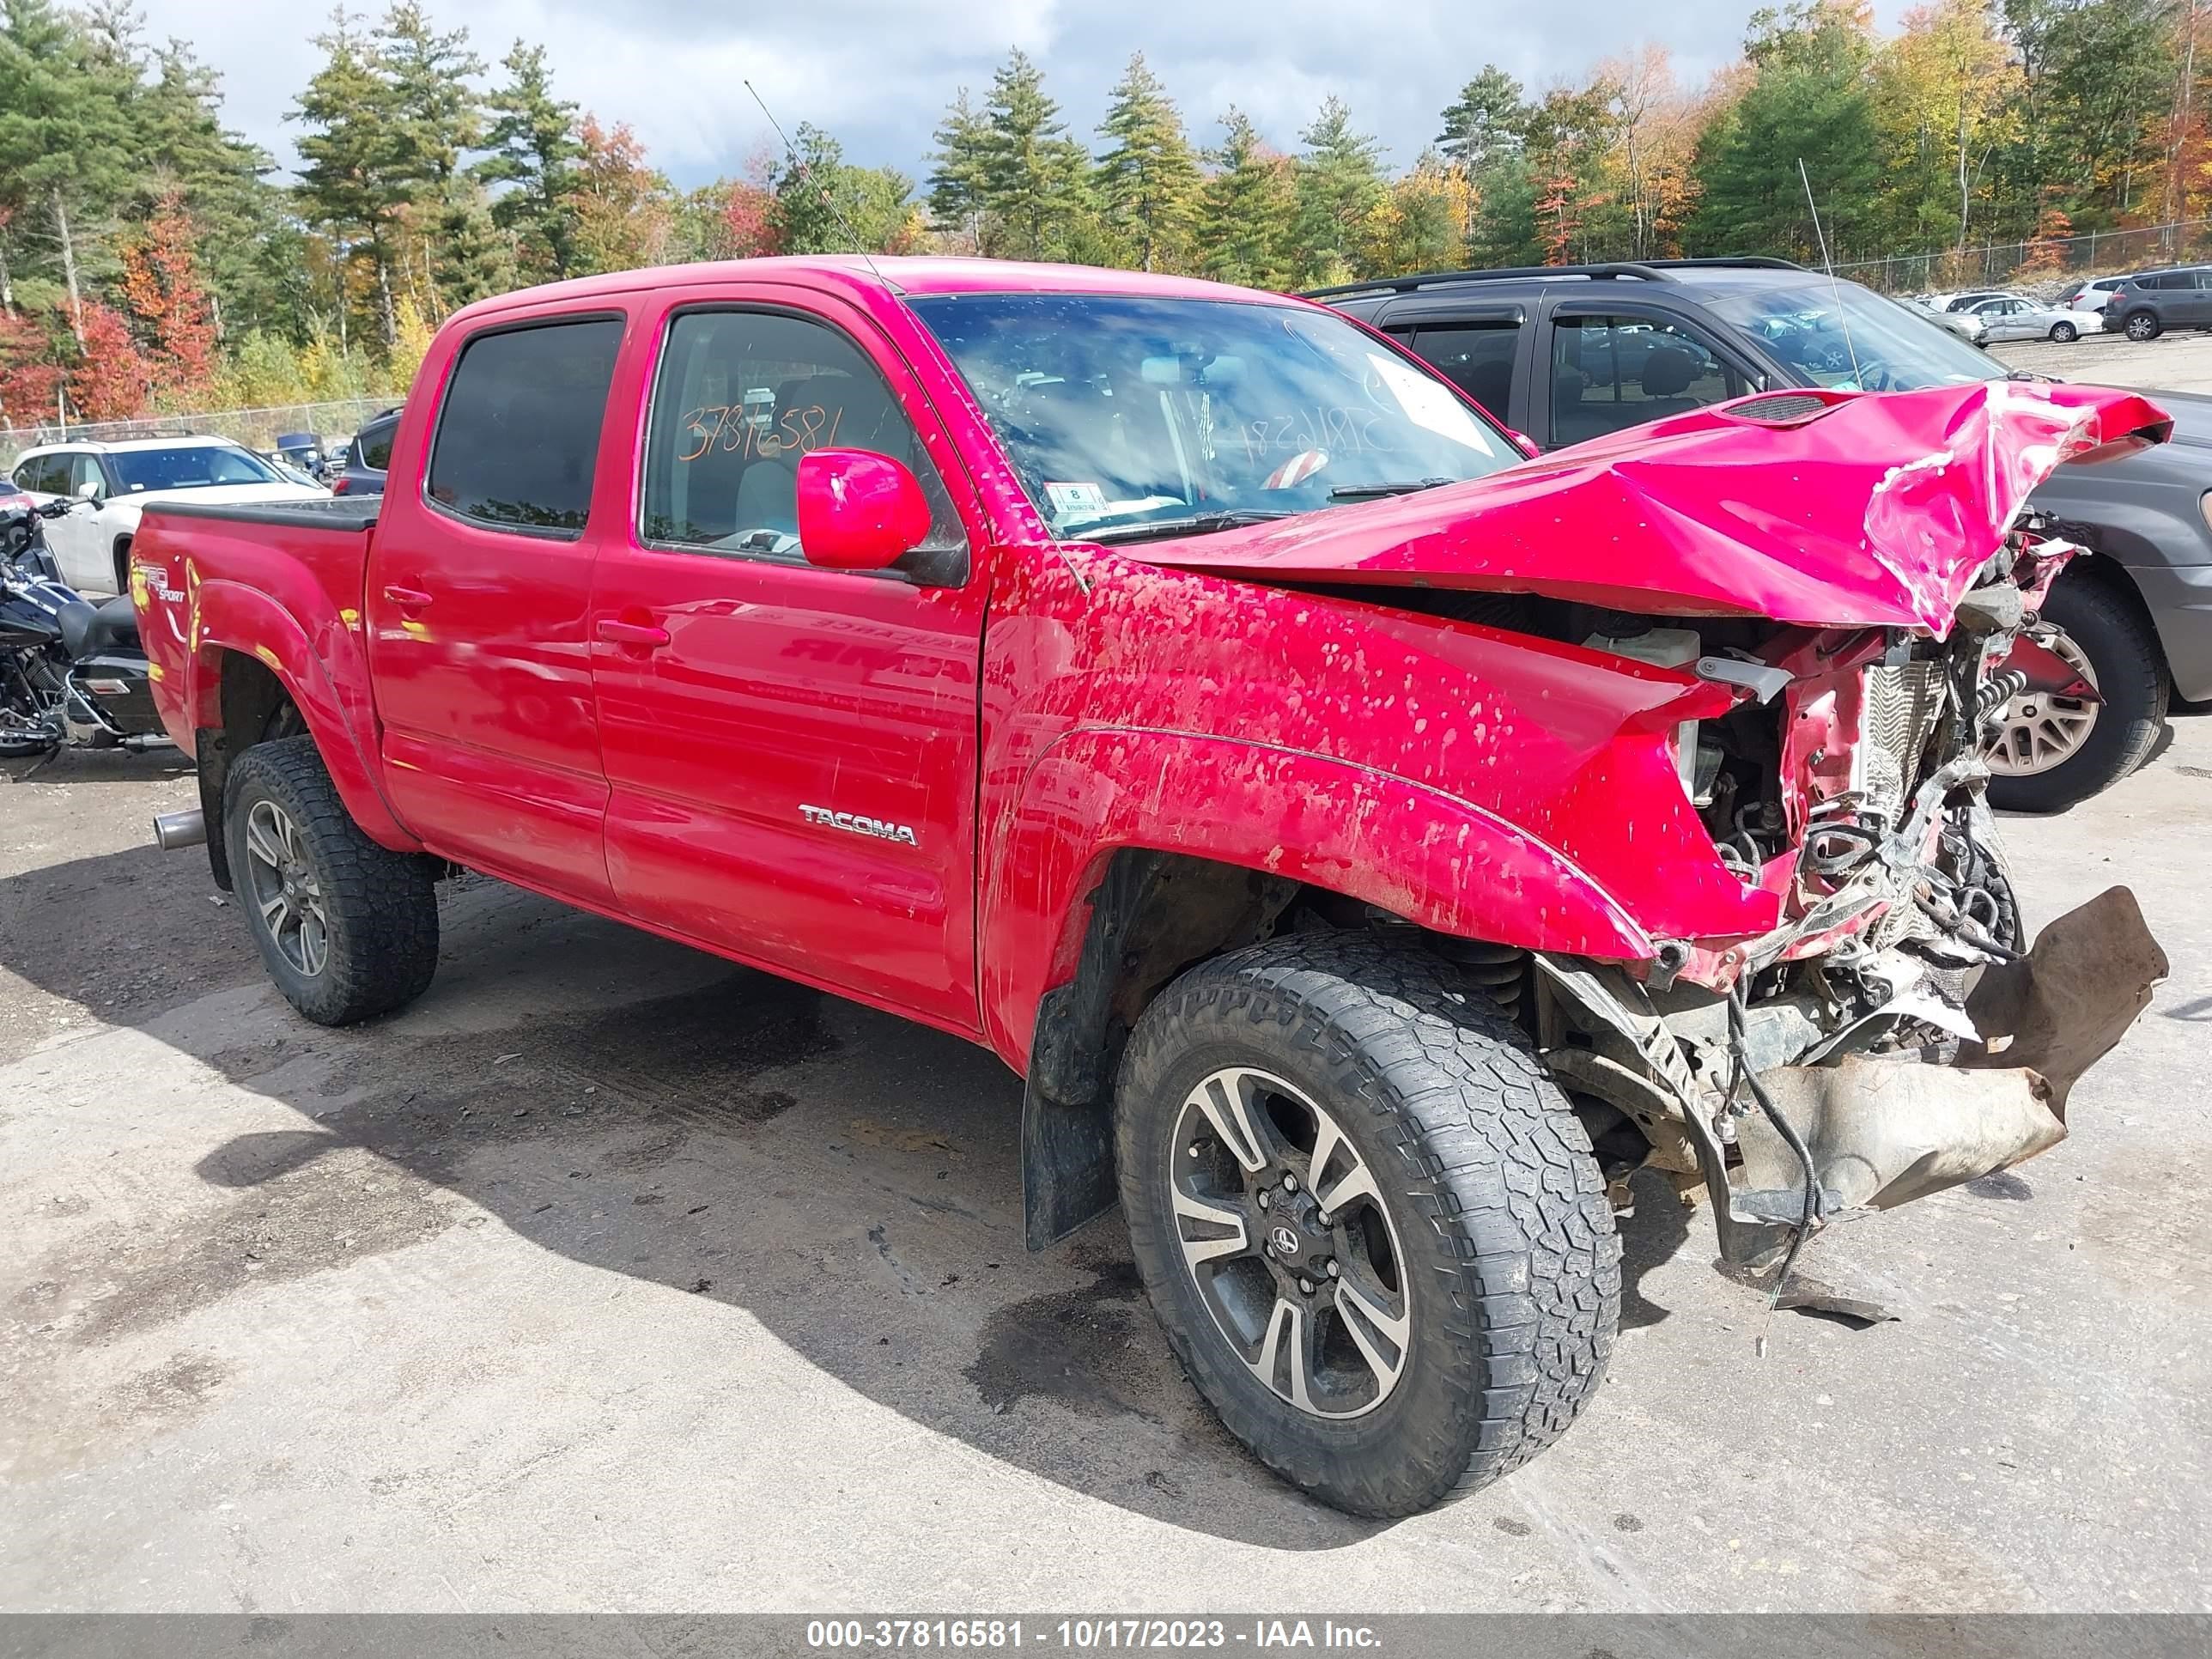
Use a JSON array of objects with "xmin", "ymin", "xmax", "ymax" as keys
[
  {"xmin": 3, "ymin": 652, "xmax": 2209, "ymax": 1609},
  {"xmin": 1992, "ymin": 326, "xmax": 2212, "ymax": 393}
]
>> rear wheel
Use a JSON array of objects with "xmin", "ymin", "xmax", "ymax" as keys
[
  {"xmin": 1987, "ymin": 574, "xmax": 2168, "ymax": 812},
  {"xmin": 1115, "ymin": 933, "xmax": 1618, "ymax": 1517},
  {"xmin": 223, "ymin": 735, "xmax": 439, "ymax": 1024},
  {"xmin": 2124, "ymin": 310, "xmax": 2160, "ymax": 341}
]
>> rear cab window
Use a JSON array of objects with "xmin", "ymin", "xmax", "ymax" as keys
[{"xmin": 427, "ymin": 317, "xmax": 624, "ymax": 537}]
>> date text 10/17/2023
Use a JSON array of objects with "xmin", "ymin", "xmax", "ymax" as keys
[{"xmin": 805, "ymin": 1620, "xmax": 1383, "ymax": 1650}]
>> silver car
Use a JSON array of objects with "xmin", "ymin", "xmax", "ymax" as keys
[{"xmin": 1962, "ymin": 294, "xmax": 2085, "ymax": 343}]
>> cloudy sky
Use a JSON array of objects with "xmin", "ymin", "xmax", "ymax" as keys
[{"xmin": 130, "ymin": 0, "xmax": 1896, "ymax": 187}]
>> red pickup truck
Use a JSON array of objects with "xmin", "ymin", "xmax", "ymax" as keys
[{"xmin": 133, "ymin": 257, "xmax": 2167, "ymax": 1517}]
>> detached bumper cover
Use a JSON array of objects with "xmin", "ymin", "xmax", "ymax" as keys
[{"xmin": 1736, "ymin": 887, "xmax": 2167, "ymax": 1215}]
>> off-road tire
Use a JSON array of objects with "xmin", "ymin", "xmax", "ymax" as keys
[
  {"xmin": 223, "ymin": 734, "xmax": 439, "ymax": 1024},
  {"xmin": 2124, "ymin": 309, "xmax": 2160, "ymax": 342},
  {"xmin": 2050, "ymin": 320, "xmax": 2078, "ymax": 343},
  {"xmin": 1989, "ymin": 574, "xmax": 2169, "ymax": 813},
  {"xmin": 1115, "ymin": 933, "xmax": 1619, "ymax": 1517}
]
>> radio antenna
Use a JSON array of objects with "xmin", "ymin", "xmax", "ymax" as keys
[
  {"xmin": 1798, "ymin": 156, "xmax": 1863, "ymax": 389},
  {"xmin": 744, "ymin": 79, "xmax": 890, "ymax": 288}
]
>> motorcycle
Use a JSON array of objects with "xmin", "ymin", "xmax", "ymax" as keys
[{"xmin": 0, "ymin": 494, "xmax": 168, "ymax": 757}]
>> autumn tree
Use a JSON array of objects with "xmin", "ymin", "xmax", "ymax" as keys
[
  {"xmin": 1877, "ymin": 0, "xmax": 2022, "ymax": 249},
  {"xmin": 119, "ymin": 189, "xmax": 216, "ymax": 398},
  {"xmin": 565, "ymin": 115, "xmax": 674, "ymax": 274},
  {"xmin": 68, "ymin": 299, "xmax": 147, "ymax": 419},
  {"xmin": 0, "ymin": 307, "xmax": 61, "ymax": 425}
]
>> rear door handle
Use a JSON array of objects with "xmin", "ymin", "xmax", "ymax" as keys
[
  {"xmin": 596, "ymin": 618, "xmax": 671, "ymax": 648},
  {"xmin": 382, "ymin": 584, "xmax": 433, "ymax": 609}
]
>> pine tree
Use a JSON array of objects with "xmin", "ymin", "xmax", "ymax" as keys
[
  {"xmin": 926, "ymin": 88, "xmax": 990, "ymax": 246},
  {"xmin": 0, "ymin": 0, "xmax": 141, "ymax": 343},
  {"xmin": 1686, "ymin": 2, "xmax": 1883, "ymax": 262},
  {"xmin": 375, "ymin": 3, "xmax": 495, "ymax": 312},
  {"xmin": 1437, "ymin": 67, "xmax": 1533, "ymax": 170},
  {"xmin": 479, "ymin": 41, "xmax": 581, "ymax": 281},
  {"xmin": 1198, "ymin": 108, "xmax": 1296, "ymax": 289},
  {"xmin": 1094, "ymin": 53, "xmax": 1200, "ymax": 270},
  {"xmin": 976, "ymin": 49, "xmax": 1089, "ymax": 259},
  {"xmin": 1291, "ymin": 96, "xmax": 1387, "ymax": 286},
  {"xmin": 291, "ymin": 8, "xmax": 408, "ymax": 343},
  {"xmin": 773, "ymin": 122, "xmax": 918, "ymax": 255}
]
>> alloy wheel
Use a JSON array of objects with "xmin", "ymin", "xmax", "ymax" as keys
[
  {"xmin": 1988, "ymin": 629, "xmax": 2100, "ymax": 777},
  {"xmin": 242, "ymin": 799, "xmax": 330, "ymax": 977},
  {"xmin": 1169, "ymin": 1066, "xmax": 1411, "ymax": 1419}
]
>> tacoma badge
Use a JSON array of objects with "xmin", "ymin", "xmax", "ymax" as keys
[{"xmin": 799, "ymin": 804, "xmax": 919, "ymax": 847}]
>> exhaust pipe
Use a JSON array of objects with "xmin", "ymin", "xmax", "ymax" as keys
[{"xmin": 152, "ymin": 808, "xmax": 206, "ymax": 851}]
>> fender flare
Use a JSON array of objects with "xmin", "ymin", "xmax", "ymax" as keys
[
  {"xmin": 980, "ymin": 725, "xmax": 1655, "ymax": 1068},
  {"xmin": 185, "ymin": 579, "xmax": 419, "ymax": 851}
]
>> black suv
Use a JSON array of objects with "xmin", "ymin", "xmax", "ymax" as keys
[
  {"xmin": 1314, "ymin": 258, "xmax": 2203, "ymax": 811},
  {"xmin": 2098, "ymin": 265, "xmax": 2212, "ymax": 341}
]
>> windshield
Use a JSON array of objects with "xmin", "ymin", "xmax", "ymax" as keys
[
  {"xmin": 908, "ymin": 295, "xmax": 1516, "ymax": 538},
  {"xmin": 1704, "ymin": 281, "xmax": 2002, "ymax": 392},
  {"xmin": 108, "ymin": 444, "xmax": 285, "ymax": 493}
]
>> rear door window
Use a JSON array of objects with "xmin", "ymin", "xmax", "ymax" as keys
[
  {"xmin": 426, "ymin": 318, "xmax": 623, "ymax": 537},
  {"xmin": 362, "ymin": 421, "xmax": 396, "ymax": 472},
  {"xmin": 15, "ymin": 453, "xmax": 69, "ymax": 495},
  {"xmin": 1406, "ymin": 322, "xmax": 1519, "ymax": 418},
  {"xmin": 1547, "ymin": 314, "xmax": 1746, "ymax": 447}
]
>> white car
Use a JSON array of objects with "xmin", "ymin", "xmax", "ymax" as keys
[
  {"xmin": 1960, "ymin": 293, "xmax": 2087, "ymax": 343},
  {"xmin": 9, "ymin": 435, "xmax": 330, "ymax": 595},
  {"xmin": 2060, "ymin": 276, "xmax": 2131, "ymax": 313},
  {"xmin": 1904, "ymin": 297, "xmax": 1989, "ymax": 344}
]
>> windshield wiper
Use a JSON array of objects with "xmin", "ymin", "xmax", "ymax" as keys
[
  {"xmin": 1328, "ymin": 477, "xmax": 1454, "ymax": 501},
  {"xmin": 1081, "ymin": 510, "xmax": 1296, "ymax": 544}
]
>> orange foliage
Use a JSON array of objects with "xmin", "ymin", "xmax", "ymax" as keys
[
  {"xmin": 119, "ymin": 191, "xmax": 217, "ymax": 400},
  {"xmin": 69, "ymin": 302, "xmax": 151, "ymax": 422},
  {"xmin": 0, "ymin": 311, "xmax": 64, "ymax": 428}
]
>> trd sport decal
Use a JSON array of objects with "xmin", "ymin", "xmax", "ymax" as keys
[{"xmin": 799, "ymin": 805, "xmax": 919, "ymax": 847}]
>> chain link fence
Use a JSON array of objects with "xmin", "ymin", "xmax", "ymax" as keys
[
  {"xmin": 0, "ymin": 397, "xmax": 396, "ymax": 470},
  {"xmin": 1833, "ymin": 218, "xmax": 2212, "ymax": 296}
]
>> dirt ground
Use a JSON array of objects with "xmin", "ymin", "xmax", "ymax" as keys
[{"xmin": 3, "ymin": 713, "xmax": 2210, "ymax": 1613}]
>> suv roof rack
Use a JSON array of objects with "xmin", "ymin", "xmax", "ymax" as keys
[{"xmin": 1302, "ymin": 256, "xmax": 1806, "ymax": 301}]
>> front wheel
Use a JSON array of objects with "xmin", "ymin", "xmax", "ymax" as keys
[
  {"xmin": 1986, "ymin": 574, "xmax": 2169, "ymax": 812},
  {"xmin": 2051, "ymin": 320, "xmax": 2078, "ymax": 343},
  {"xmin": 1115, "ymin": 933, "xmax": 1619, "ymax": 1517},
  {"xmin": 223, "ymin": 734, "xmax": 440, "ymax": 1024}
]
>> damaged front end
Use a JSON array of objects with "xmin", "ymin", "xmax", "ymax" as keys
[
  {"xmin": 1531, "ymin": 517, "xmax": 2169, "ymax": 1267},
  {"xmin": 1143, "ymin": 379, "xmax": 2174, "ymax": 1266}
]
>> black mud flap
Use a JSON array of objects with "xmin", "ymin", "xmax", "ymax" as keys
[{"xmin": 1020, "ymin": 1078, "xmax": 1117, "ymax": 1252}]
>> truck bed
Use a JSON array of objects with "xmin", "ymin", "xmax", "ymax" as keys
[{"xmin": 143, "ymin": 495, "xmax": 380, "ymax": 532}]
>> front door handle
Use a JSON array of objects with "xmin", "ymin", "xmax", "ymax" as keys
[
  {"xmin": 596, "ymin": 617, "xmax": 671, "ymax": 648},
  {"xmin": 382, "ymin": 584, "xmax": 433, "ymax": 609}
]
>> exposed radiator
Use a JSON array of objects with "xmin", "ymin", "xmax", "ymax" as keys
[{"xmin": 1861, "ymin": 662, "xmax": 1946, "ymax": 811}]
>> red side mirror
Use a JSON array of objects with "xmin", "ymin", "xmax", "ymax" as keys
[
  {"xmin": 796, "ymin": 448, "xmax": 931, "ymax": 571},
  {"xmin": 1504, "ymin": 428, "xmax": 1541, "ymax": 460}
]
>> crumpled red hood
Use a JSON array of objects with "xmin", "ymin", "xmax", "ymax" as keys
[{"xmin": 1130, "ymin": 382, "xmax": 2171, "ymax": 634}]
